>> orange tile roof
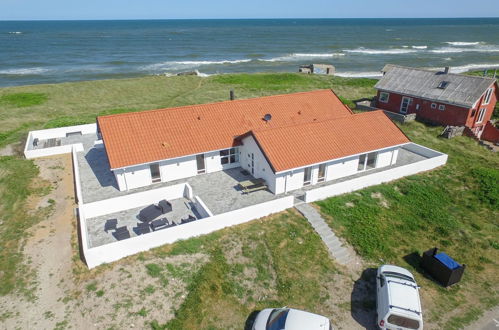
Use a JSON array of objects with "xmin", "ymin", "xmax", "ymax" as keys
[
  {"xmin": 98, "ymin": 89, "xmax": 353, "ymax": 169},
  {"xmin": 249, "ymin": 110, "xmax": 410, "ymax": 172}
]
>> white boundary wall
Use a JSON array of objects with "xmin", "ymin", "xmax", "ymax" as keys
[
  {"xmin": 71, "ymin": 147, "xmax": 84, "ymax": 204},
  {"xmin": 304, "ymin": 144, "xmax": 448, "ymax": 203},
  {"xmin": 193, "ymin": 195, "xmax": 214, "ymax": 218},
  {"xmin": 82, "ymin": 195, "xmax": 294, "ymax": 268},
  {"xmin": 24, "ymin": 124, "xmax": 96, "ymax": 159},
  {"xmin": 80, "ymin": 183, "xmax": 190, "ymax": 218}
]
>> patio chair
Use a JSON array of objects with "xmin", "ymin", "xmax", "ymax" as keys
[
  {"xmin": 136, "ymin": 222, "xmax": 151, "ymax": 235},
  {"xmin": 181, "ymin": 215, "xmax": 196, "ymax": 224},
  {"xmin": 150, "ymin": 218, "xmax": 168, "ymax": 231},
  {"xmin": 138, "ymin": 204, "xmax": 163, "ymax": 222},
  {"xmin": 104, "ymin": 218, "xmax": 118, "ymax": 233},
  {"xmin": 113, "ymin": 226, "xmax": 130, "ymax": 241},
  {"xmin": 158, "ymin": 200, "xmax": 173, "ymax": 214}
]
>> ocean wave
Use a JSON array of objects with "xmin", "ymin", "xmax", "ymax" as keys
[
  {"xmin": 8, "ymin": 31, "xmax": 23, "ymax": 34},
  {"xmin": 449, "ymin": 63, "xmax": 499, "ymax": 74},
  {"xmin": 430, "ymin": 46, "xmax": 499, "ymax": 54},
  {"xmin": 0, "ymin": 67, "xmax": 49, "ymax": 75},
  {"xmin": 343, "ymin": 48, "xmax": 418, "ymax": 55},
  {"xmin": 260, "ymin": 53, "xmax": 345, "ymax": 62},
  {"xmin": 412, "ymin": 45, "xmax": 427, "ymax": 49},
  {"xmin": 335, "ymin": 71, "xmax": 382, "ymax": 78},
  {"xmin": 143, "ymin": 59, "xmax": 251, "ymax": 71},
  {"xmin": 445, "ymin": 41, "xmax": 481, "ymax": 46}
]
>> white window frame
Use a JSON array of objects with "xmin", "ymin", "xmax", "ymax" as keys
[
  {"xmin": 483, "ymin": 88, "xmax": 493, "ymax": 105},
  {"xmin": 303, "ymin": 167, "xmax": 313, "ymax": 186},
  {"xmin": 400, "ymin": 96, "xmax": 411, "ymax": 114},
  {"xmin": 431, "ymin": 103, "xmax": 437, "ymax": 109},
  {"xmin": 379, "ymin": 92, "xmax": 390, "ymax": 103},
  {"xmin": 357, "ymin": 152, "xmax": 378, "ymax": 172},
  {"xmin": 317, "ymin": 163, "xmax": 326, "ymax": 183},
  {"xmin": 438, "ymin": 104, "xmax": 445, "ymax": 111},
  {"xmin": 220, "ymin": 147, "xmax": 239, "ymax": 165},
  {"xmin": 476, "ymin": 108, "xmax": 487, "ymax": 123}
]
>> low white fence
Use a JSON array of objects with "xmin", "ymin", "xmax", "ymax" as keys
[
  {"xmin": 82, "ymin": 195, "xmax": 294, "ymax": 268},
  {"xmin": 80, "ymin": 183, "xmax": 191, "ymax": 218},
  {"xmin": 71, "ymin": 147, "xmax": 84, "ymax": 204},
  {"xmin": 304, "ymin": 147, "xmax": 448, "ymax": 203},
  {"xmin": 193, "ymin": 195, "xmax": 214, "ymax": 217},
  {"xmin": 24, "ymin": 123, "xmax": 96, "ymax": 159}
]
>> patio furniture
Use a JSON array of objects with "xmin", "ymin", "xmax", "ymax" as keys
[
  {"xmin": 239, "ymin": 178, "xmax": 268, "ymax": 194},
  {"xmin": 181, "ymin": 215, "xmax": 196, "ymax": 224},
  {"xmin": 104, "ymin": 218, "xmax": 118, "ymax": 233},
  {"xmin": 150, "ymin": 218, "xmax": 169, "ymax": 231},
  {"xmin": 158, "ymin": 200, "xmax": 173, "ymax": 214},
  {"xmin": 139, "ymin": 204, "xmax": 163, "ymax": 222},
  {"xmin": 113, "ymin": 226, "xmax": 130, "ymax": 241},
  {"xmin": 136, "ymin": 222, "xmax": 151, "ymax": 235},
  {"xmin": 421, "ymin": 247, "xmax": 465, "ymax": 287}
]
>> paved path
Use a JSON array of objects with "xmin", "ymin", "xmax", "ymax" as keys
[
  {"xmin": 295, "ymin": 203, "xmax": 353, "ymax": 266},
  {"xmin": 464, "ymin": 306, "xmax": 499, "ymax": 330}
]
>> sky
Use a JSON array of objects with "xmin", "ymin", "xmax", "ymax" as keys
[{"xmin": 1, "ymin": 0, "xmax": 499, "ymax": 20}]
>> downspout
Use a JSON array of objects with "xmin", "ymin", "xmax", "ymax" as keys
[{"xmin": 122, "ymin": 168, "xmax": 129, "ymax": 191}]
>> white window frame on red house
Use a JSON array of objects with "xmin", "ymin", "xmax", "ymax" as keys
[
  {"xmin": 379, "ymin": 92, "xmax": 390, "ymax": 103},
  {"xmin": 431, "ymin": 103, "xmax": 437, "ymax": 109},
  {"xmin": 438, "ymin": 104, "xmax": 445, "ymax": 111},
  {"xmin": 483, "ymin": 88, "xmax": 493, "ymax": 105},
  {"xmin": 476, "ymin": 108, "xmax": 487, "ymax": 123}
]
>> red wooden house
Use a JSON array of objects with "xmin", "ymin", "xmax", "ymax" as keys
[{"xmin": 374, "ymin": 64, "xmax": 498, "ymax": 141}]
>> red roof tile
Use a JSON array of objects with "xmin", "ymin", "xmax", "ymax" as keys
[
  {"xmin": 98, "ymin": 90, "xmax": 353, "ymax": 169},
  {"xmin": 250, "ymin": 110, "xmax": 410, "ymax": 172}
]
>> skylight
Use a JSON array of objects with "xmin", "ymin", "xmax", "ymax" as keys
[{"xmin": 438, "ymin": 81, "xmax": 450, "ymax": 89}]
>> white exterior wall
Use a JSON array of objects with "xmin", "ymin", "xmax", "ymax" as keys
[
  {"xmin": 160, "ymin": 155, "xmax": 197, "ymax": 181},
  {"xmin": 81, "ymin": 195, "xmax": 295, "ymax": 268},
  {"xmin": 240, "ymin": 136, "xmax": 277, "ymax": 193},
  {"xmin": 376, "ymin": 148, "xmax": 398, "ymax": 168}
]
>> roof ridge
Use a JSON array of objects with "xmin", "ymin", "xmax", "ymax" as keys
[
  {"xmin": 384, "ymin": 64, "xmax": 496, "ymax": 81},
  {"xmin": 98, "ymin": 89, "xmax": 336, "ymax": 120},
  {"xmin": 251, "ymin": 110, "xmax": 384, "ymax": 134}
]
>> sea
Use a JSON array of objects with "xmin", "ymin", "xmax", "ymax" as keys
[{"xmin": 1, "ymin": 18, "xmax": 499, "ymax": 87}]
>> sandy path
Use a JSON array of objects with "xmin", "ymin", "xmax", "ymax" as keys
[{"xmin": 0, "ymin": 154, "xmax": 92, "ymax": 329}]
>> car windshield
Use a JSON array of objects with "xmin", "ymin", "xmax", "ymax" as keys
[
  {"xmin": 388, "ymin": 314, "xmax": 420, "ymax": 329},
  {"xmin": 266, "ymin": 308, "xmax": 289, "ymax": 330},
  {"xmin": 383, "ymin": 271, "xmax": 415, "ymax": 283}
]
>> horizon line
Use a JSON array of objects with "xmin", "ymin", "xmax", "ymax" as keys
[{"xmin": 1, "ymin": 16, "xmax": 499, "ymax": 22}]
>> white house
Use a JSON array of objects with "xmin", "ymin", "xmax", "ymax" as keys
[{"xmin": 97, "ymin": 89, "xmax": 411, "ymax": 194}]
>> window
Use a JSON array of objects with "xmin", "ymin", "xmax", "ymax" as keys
[
  {"xmin": 220, "ymin": 147, "xmax": 239, "ymax": 165},
  {"xmin": 476, "ymin": 108, "xmax": 487, "ymax": 123},
  {"xmin": 303, "ymin": 167, "xmax": 312, "ymax": 186},
  {"xmin": 400, "ymin": 97, "xmax": 411, "ymax": 114},
  {"xmin": 415, "ymin": 104, "xmax": 421, "ymax": 111},
  {"xmin": 379, "ymin": 92, "xmax": 390, "ymax": 103},
  {"xmin": 150, "ymin": 163, "xmax": 161, "ymax": 183},
  {"xmin": 196, "ymin": 154, "xmax": 205, "ymax": 174},
  {"xmin": 266, "ymin": 309, "xmax": 290, "ymax": 330},
  {"xmin": 471, "ymin": 109, "xmax": 477, "ymax": 117},
  {"xmin": 483, "ymin": 88, "xmax": 493, "ymax": 105},
  {"xmin": 318, "ymin": 164, "xmax": 326, "ymax": 183},
  {"xmin": 358, "ymin": 152, "xmax": 378, "ymax": 171},
  {"xmin": 431, "ymin": 103, "xmax": 437, "ymax": 109},
  {"xmin": 387, "ymin": 315, "xmax": 420, "ymax": 330},
  {"xmin": 438, "ymin": 104, "xmax": 445, "ymax": 111},
  {"xmin": 438, "ymin": 81, "xmax": 450, "ymax": 89}
]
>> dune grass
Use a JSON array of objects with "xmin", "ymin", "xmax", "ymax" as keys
[{"xmin": 0, "ymin": 92, "xmax": 48, "ymax": 108}]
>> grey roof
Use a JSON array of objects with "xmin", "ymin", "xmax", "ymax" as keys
[{"xmin": 375, "ymin": 64, "xmax": 497, "ymax": 108}]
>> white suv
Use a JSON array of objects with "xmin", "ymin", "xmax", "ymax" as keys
[
  {"xmin": 376, "ymin": 265, "xmax": 423, "ymax": 330},
  {"xmin": 252, "ymin": 307, "xmax": 332, "ymax": 330}
]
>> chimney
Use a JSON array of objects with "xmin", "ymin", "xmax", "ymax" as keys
[
  {"xmin": 229, "ymin": 89, "xmax": 235, "ymax": 101},
  {"xmin": 444, "ymin": 66, "xmax": 450, "ymax": 74}
]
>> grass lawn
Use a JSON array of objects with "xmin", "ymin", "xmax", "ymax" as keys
[{"xmin": 317, "ymin": 121, "xmax": 499, "ymax": 329}]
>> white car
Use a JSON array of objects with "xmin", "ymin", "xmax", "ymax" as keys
[
  {"xmin": 252, "ymin": 307, "xmax": 332, "ymax": 330},
  {"xmin": 376, "ymin": 265, "xmax": 423, "ymax": 330}
]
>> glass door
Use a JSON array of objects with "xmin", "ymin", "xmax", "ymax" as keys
[
  {"xmin": 196, "ymin": 154, "xmax": 205, "ymax": 174},
  {"xmin": 303, "ymin": 167, "xmax": 312, "ymax": 186},
  {"xmin": 150, "ymin": 163, "xmax": 161, "ymax": 183},
  {"xmin": 317, "ymin": 164, "xmax": 326, "ymax": 182},
  {"xmin": 400, "ymin": 97, "xmax": 411, "ymax": 114}
]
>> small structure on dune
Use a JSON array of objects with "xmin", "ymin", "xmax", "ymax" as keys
[{"xmin": 299, "ymin": 63, "xmax": 335, "ymax": 75}]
